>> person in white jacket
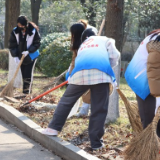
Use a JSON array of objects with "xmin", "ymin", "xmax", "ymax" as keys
[{"xmin": 42, "ymin": 28, "xmax": 120, "ymax": 150}]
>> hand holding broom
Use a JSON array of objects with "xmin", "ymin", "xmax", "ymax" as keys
[{"xmin": 0, "ymin": 54, "xmax": 26, "ymax": 97}]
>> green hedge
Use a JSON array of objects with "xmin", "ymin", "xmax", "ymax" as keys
[{"xmin": 37, "ymin": 32, "xmax": 72, "ymax": 77}]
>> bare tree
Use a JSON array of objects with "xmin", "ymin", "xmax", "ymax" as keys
[
  {"xmin": 30, "ymin": 0, "xmax": 42, "ymax": 25},
  {"xmin": 105, "ymin": 0, "xmax": 124, "ymax": 123},
  {"xmin": 4, "ymin": 0, "xmax": 20, "ymax": 48}
]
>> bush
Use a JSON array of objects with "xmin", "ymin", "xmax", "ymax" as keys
[
  {"xmin": 0, "ymin": 49, "xmax": 9, "ymax": 70},
  {"xmin": 39, "ymin": 32, "xmax": 70, "ymax": 52},
  {"xmin": 37, "ymin": 32, "xmax": 72, "ymax": 77}
]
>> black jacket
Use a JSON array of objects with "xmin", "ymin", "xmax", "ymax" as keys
[{"xmin": 9, "ymin": 23, "xmax": 41, "ymax": 65}]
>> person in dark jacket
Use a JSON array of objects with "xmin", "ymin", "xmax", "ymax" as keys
[{"xmin": 9, "ymin": 15, "xmax": 41, "ymax": 94}]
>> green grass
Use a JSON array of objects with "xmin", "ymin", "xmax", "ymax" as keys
[
  {"xmin": 119, "ymin": 77, "xmax": 136, "ymax": 101},
  {"xmin": 0, "ymin": 69, "xmax": 8, "ymax": 74}
]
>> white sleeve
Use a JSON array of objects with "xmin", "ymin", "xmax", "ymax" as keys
[{"xmin": 106, "ymin": 38, "xmax": 120, "ymax": 67}]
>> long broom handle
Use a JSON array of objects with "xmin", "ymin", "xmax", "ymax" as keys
[
  {"xmin": 24, "ymin": 80, "xmax": 68, "ymax": 105},
  {"xmin": 98, "ymin": 19, "xmax": 105, "ymax": 36}
]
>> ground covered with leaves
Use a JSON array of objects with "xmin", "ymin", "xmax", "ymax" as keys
[{"xmin": 0, "ymin": 69, "xmax": 137, "ymax": 160}]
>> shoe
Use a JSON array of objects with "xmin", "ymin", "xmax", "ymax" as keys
[
  {"xmin": 41, "ymin": 128, "xmax": 58, "ymax": 136},
  {"xmin": 76, "ymin": 102, "xmax": 90, "ymax": 117},
  {"xmin": 92, "ymin": 143, "xmax": 105, "ymax": 150}
]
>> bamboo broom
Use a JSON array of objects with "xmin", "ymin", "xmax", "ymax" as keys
[
  {"xmin": 123, "ymin": 107, "xmax": 160, "ymax": 160},
  {"xmin": 116, "ymin": 88, "xmax": 143, "ymax": 134},
  {"xmin": 0, "ymin": 54, "xmax": 25, "ymax": 97}
]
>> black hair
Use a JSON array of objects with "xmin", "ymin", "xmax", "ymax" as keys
[
  {"xmin": 17, "ymin": 15, "xmax": 28, "ymax": 26},
  {"xmin": 17, "ymin": 15, "xmax": 39, "ymax": 31},
  {"xmin": 81, "ymin": 28, "xmax": 96, "ymax": 43},
  {"xmin": 70, "ymin": 23, "xmax": 85, "ymax": 51},
  {"xmin": 148, "ymin": 29, "xmax": 160, "ymax": 42},
  {"xmin": 151, "ymin": 33, "xmax": 160, "ymax": 42}
]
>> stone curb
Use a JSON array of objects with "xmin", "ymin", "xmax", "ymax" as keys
[{"xmin": 0, "ymin": 102, "xmax": 100, "ymax": 160}]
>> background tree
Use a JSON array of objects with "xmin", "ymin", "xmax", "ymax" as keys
[
  {"xmin": 80, "ymin": 0, "xmax": 105, "ymax": 26},
  {"xmin": 30, "ymin": 0, "xmax": 42, "ymax": 25},
  {"xmin": 39, "ymin": 0, "xmax": 85, "ymax": 35},
  {"xmin": 4, "ymin": 0, "xmax": 20, "ymax": 48},
  {"xmin": 0, "ymin": 0, "xmax": 5, "ymax": 48},
  {"xmin": 105, "ymin": 0, "xmax": 124, "ymax": 123},
  {"xmin": 20, "ymin": 0, "xmax": 31, "ymax": 20}
]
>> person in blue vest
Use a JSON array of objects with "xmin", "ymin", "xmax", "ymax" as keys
[
  {"xmin": 125, "ymin": 29, "xmax": 160, "ymax": 136},
  {"xmin": 42, "ymin": 28, "xmax": 120, "ymax": 150},
  {"xmin": 68, "ymin": 19, "xmax": 98, "ymax": 117},
  {"xmin": 9, "ymin": 15, "xmax": 41, "ymax": 94}
]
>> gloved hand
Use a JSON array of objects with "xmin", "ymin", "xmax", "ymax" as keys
[
  {"xmin": 112, "ymin": 80, "xmax": 118, "ymax": 89},
  {"xmin": 22, "ymin": 51, "xmax": 29, "ymax": 57},
  {"xmin": 14, "ymin": 57, "xmax": 20, "ymax": 65},
  {"xmin": 155, "ymin": 97, "xmax": 160, "ymax": 114}
]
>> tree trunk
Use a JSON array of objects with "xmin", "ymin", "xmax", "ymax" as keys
[
  {"xmin": 30, "ymin": 0, "xmax": 42, "ymax": 25},
  {"xmin": 4, "ymin": 0, "xmax": 20, "ymax": 48},
  {"xmin": 105, "ymin": 0, "xmax": 124, "ymax": 123}
]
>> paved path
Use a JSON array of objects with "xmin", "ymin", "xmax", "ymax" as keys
[{"xmin": 0, "ymin": 118, "xmax": 62, "ymax": 160}]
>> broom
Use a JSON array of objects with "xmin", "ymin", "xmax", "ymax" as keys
[
  {"xmin": 123, "ymin": 107, "xmax": 160, "ymax": 160},
  {"xmin": 116, "ymin": 88, "xmax": 143, "ymax": 134},
  {"xmin": 0, "ymin": 54, "xmax": 25, "ymax": 97}
]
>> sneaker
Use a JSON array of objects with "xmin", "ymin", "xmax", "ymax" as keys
[
  {"xmin": 41, "ymin": 128, "xmax": 58, "ymax": 136},
  {"xmin": 76, "ymin": 102, "xmax": 90, "ymax": 117},
  {"xmin": 92, "ymin": 143, "xmax": 105, "ymax": 150}
]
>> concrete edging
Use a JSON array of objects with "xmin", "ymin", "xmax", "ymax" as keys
[{"xmin": 0, "ymin": 102, "xmax": 100, "ymax": 160}]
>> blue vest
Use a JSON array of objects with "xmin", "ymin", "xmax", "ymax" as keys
[
  {"xmin": 70, "ymin": 49, "xmax": 116, "ymax": 82},
  {"xmin": 125, "ymin": 62, "xmax": 150, "ymax": 100},
  {"xmin": 125, "ymin": 36, "xmax": 152, "ymax": 100}
]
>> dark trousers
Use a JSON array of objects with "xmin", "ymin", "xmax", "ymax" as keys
[
  {"xmin": 136, "ymin": 94, "xmax": 160, "ymax": 137},
  {"xmin": 48, "ymin": 83, "xmax": 109, "ymax": 148},
  {"xmin": 20, "ymin": 60, "xmax": 36, "ymax": 94}
]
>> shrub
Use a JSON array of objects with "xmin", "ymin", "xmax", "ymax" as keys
[
  {"xmin": 0, "ymin": 49, "xmax": 9, "ymax": 70},
  {"xmin": 37, "ymin": 32, "xmax": 72, "ymax": 77},
  {"xmin": 39, "ymin": 32, "xmax": 70, "ymax": 52}
]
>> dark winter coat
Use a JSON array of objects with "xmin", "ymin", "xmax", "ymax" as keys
[{"xmin": 9, "ymin": 23, "xmax": 41, "ymax": 65}]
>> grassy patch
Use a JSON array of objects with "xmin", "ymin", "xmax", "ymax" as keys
[{"xmin": 0, "ymin": 69, "xmax": 8, "ymax": 74}]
